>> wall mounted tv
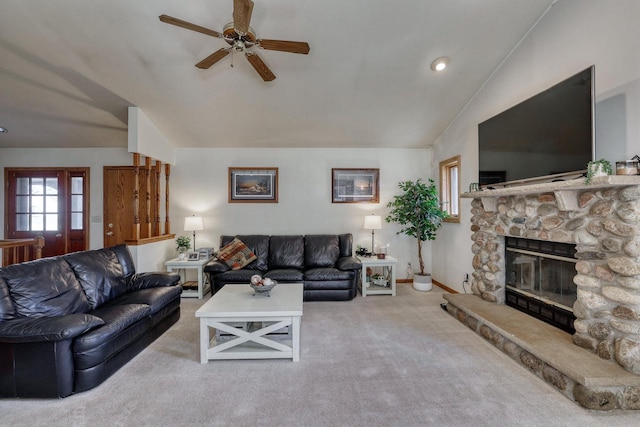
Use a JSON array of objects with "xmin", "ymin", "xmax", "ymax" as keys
[{"xmin": 478, "ymin": 66, "xmax": 594, "ymax": 186}]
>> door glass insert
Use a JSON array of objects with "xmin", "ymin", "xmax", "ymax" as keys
[
  {"xmin": 13, "ymin": 176, "xmax": 59, "ymax": 232},
  {"xmin": 70, "ymin": 176, "xmax": 84, "ymax": 230}
]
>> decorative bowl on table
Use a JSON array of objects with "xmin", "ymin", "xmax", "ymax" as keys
[{"xmin": 249, "ymin": 275, "xmax": 277, "ymax": 297}]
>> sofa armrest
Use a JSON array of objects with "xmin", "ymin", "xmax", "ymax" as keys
[
  {"xmin": 0, "ymin": 314, "xmax": 104, "ymax": 343},
  {"xmin": 336, "ymin": 256, "xmax": 362, "ymax": 271},
  {"xmin": 129, "ymin": 272, "xmax": 180, "ymax": 291},
  {"xmin": 204, "ymin": 260, "xmax": 230, "ymax": 275}
]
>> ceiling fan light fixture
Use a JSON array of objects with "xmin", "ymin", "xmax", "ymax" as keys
[
  {"xmin": 431, "ymin": 56, "xmax": 449, "ymax": 72},
  {"xmin": 0, "ymin": 126, "xmax": 7, "ymax": 133}
]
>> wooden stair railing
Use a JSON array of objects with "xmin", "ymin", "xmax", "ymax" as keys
[{"xmin": 0, "ymin": 235, "xmax": 45, "ymax": 267}]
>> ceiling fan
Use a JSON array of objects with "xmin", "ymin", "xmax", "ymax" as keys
[{"xmin": 159, "ymin": 0, "xmax": 310, "ymax": 82}]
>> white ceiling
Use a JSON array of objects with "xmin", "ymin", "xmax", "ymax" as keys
[{"xmin": 0, "ymin": 0, "xmax": 556, "ymax": 149}]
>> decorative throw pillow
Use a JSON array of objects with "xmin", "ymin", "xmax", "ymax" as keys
[{"xmin": 215, "ymin": 238, "xmax": 257, "ymax": 270}]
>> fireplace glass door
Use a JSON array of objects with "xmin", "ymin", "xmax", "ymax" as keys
[
  {"xmin": 506, "ymin": 249, "xmax": 577, "ymax": 311},
  {"xmin": 504, "ymin": 237, "xmax": 577, "ymax": 333}
]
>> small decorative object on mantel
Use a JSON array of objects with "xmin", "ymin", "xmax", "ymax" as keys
[
  {"xmin": 616, "ymin": 155, "xmax": 640, "ymax": 176},
  {"xmin": 585, "ymin": 159, "xmax": 613, "ymax": 184},
  {"xmin": 249, "ymin": 274, "xmax": 277, "ymax": 297}
]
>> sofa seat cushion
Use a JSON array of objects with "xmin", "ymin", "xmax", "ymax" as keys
[
  {"xmin": 304, "ymin": 279, "xmax": 355, "ymax": 291},
  {"xmin": 64, "ymin": 248, "xmax": 127, "ymax": 309},
  {"xmin": 0, "ymin": 313, "xmax": 104, "ymax": 343},
  {"xmin": 216, "ymin": 269, "xmax": 263, "ymax": 284},
  {"xmin": 103, "ymin": 286, "xmax": 182, "ymax": 315},
  {"xmin": 264, "ymin": 269, "xmax": 304, "ymax": 282},
  {"xmin": 73, "ymin": 304, "xmax": 152, "ymax": 369},
  {"xmin": 215, "ymin": 238, "xmax": 257, "ymax": 270},
  {"xmin": 305, "ymin": 267, "xmax": 354, "ymax": 281},
  {"xmin": 0, "ymin": 257, "xmax": 91, "ymax": 318}
]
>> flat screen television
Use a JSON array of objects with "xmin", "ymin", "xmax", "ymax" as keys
[{"xmin": 478, "ymin": 66, "xmax": 594, "ymax": 186}]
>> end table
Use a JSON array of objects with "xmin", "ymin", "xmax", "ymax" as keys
[
  {"xmin": 165, "ymin": 256, "xmax": 213, "ymax": 299},
  {"xmin": 357, "ymin": 255, "xmax": 397, "ymax": 297}
]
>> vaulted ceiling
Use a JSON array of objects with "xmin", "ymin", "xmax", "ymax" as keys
[{"xmin": 0, "ymin": 0, "xmax": 556, "ymax": 149}]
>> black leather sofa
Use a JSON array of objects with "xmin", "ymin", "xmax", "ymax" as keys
[
  {"xmin": 204, "ymin": 234, "xmax": 361, "ymax": 301},
  {"xmin": 0, "ymin": 244, "xmax": 181, "ymax": 398}
]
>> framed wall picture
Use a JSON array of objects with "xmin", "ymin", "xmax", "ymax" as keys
[
  {"xmin": 332, "ymin": 168, "xmax": 380, "ymax": 203},
  {"xmin": 229, "ymin": 167, "xmax": 278, "ymax": 203}
]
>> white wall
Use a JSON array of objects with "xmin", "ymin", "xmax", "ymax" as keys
[
  {"xmin": 171, "ymin": 147, "xmax": 431, "ymax": 279},
  {"xmin": 1, "ymin": 146, "xmax": 432, "ymax": 276},
  {"xmin": 0, "ymin": 147, "xmax": 132, "ymax": 249},
  {"xmin": 128, "ymin": 107, "xmax": 175, "ymax": 165},
  {"xmin": 431, "ymin": 0, "xmax": 640, "ymax": 292}
]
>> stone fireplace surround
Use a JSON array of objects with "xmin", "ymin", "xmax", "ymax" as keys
[{"xmin": 444, "ymin": 175, "xmax": 640, "ymax": 410}]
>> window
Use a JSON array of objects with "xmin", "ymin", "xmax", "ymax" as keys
[{"xmin": 440, "ymin": 155, "xmax": 460, "ymax": 223}]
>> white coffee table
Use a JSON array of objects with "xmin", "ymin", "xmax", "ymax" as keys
[{"xmin": 195, "ymin": 283, "xmax": 303, "ymax": 363}]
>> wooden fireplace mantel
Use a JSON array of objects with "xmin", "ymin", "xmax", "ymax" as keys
[{"xmin": 461, "ymin": 175, "xmax": 640, "ymax": 212}]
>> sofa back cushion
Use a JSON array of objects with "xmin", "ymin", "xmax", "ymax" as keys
[
  {"xmin": 339, "ymin": 234, "xmax": 353, "ymax": 257},
  {"xmin": 64, "ymin": 248, "xmax": 127, "ymax": 309},
  {"xmin": 269, "ymin": 235, "xmax": 304, "ymax": 269},
  {"xmin": 220, "ymin": 235, "xmax": 270, "ymax": 271},
  {"xmin": 0, "ymin": 277, "xmax": 16, "ymax": 321},
  {"xmin": 110, "ymin": 244, "xmax": 136, "ymax": 282},
  {"xmin": 304, "ymin": 235, "xmax": 340, "ymax": 268},
  {"xmin": 0, "ymin": 257, "xmax": 91, "ymax": 318}
]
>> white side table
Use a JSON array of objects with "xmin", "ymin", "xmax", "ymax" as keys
[
  {"xmin": 165, "ymin": 256, "xmax": 213, "ymax": 299},
  {"xmin": 357, "ymin": 255, "xmax": 397, "ymax": 297}
]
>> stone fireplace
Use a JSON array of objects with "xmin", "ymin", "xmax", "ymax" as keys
[{"xmin": 445, "ymin": 175, "xmax": 640, "ymax": 410}]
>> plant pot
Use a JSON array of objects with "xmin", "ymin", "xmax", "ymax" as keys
[
  {"xmin": 412, "ymin": 273, "xmax": 432, "ymax": 292},
  {"xmin": 588, "ymin": 163, "xmax": 608, "ymax": 178}
]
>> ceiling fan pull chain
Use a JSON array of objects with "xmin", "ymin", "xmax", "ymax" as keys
[{"xmin": 230, "ymin": 51, "xmax": 234, "ymax": 68}]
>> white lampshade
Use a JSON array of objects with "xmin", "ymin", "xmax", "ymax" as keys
[
  {"xmin": 184, "ymin": 216, "xmax": 204, "ymax": 231},
  {"xmin": 363, "ymin": 215, "xmax": 382, "ymax": 230}
]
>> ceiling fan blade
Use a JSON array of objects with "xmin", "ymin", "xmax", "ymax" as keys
[
  {"xmin": 233, "ymin": 0, "xmax": 254, "ymax": 34},
  {"xmin": 159, "ymin": 14, "xmax": 221, "ymax": 38},
  {"xmin": 245, "ymin": 52, "xmax": 276, "ymax": 82},
  {"xmin": 195, "ymin": 48, "xmax": 230, "ymax": 69},
  {"xmin": 257, "ymin": 39, "xmax": 310, "ymax": 55}
]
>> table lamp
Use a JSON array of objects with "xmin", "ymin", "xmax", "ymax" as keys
[
  {"xmin": 184, "ymin": 215, "xmax": 204, "ymax": 250},
  {"xmin": 363, "ymin": 214, "xmax": 382, "ymax": 254}
]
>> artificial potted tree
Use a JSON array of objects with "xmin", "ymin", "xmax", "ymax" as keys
[{"xmin": 386, "ymin": 179, "xmax": 448, "ymax": 291}]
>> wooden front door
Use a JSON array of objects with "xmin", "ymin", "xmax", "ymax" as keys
[
  {"xmin": 4, "ymin": 168, "xmax": 89, "ymax": 259},
  {"xmin": 103, "ymin": 166, "xmax": 158, "ymax": 247}
]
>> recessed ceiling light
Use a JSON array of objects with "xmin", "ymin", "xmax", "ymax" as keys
[
  {"xmin": 0, "ymin": 126, "xmax": 7, "ymax": 133},
  {"xmin": 431, "ymin": 56, "xmax": 449, "ymax": 72}
]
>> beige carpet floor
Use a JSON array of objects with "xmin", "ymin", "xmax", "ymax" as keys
[{"xmin": 1, "ymin": 285, "xmax": 639, "ymax": 427}]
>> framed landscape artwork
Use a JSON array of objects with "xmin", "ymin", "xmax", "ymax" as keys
[
  {"xmin": 332, "ymin": 168, "xmax": 380, "ymax": 203},
  {"xmin": 228, "ymin": 167, "xmax": 278, "ymax": 203}
]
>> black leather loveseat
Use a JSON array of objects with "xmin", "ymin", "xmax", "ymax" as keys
[
  {"xmin": 204, "ymin": 234, "xmax": 361, "ymax": 301},
  {"xmin": 0, "ymin": 244, "xmax": 181, "ymax": 398}
]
